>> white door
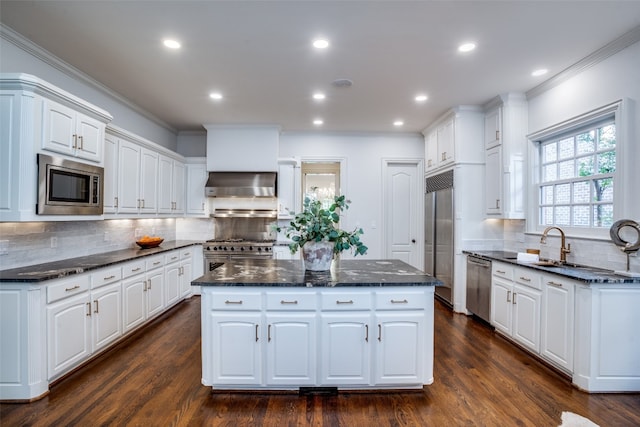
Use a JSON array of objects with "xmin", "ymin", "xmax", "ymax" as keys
[{"xmin": 384, "ymin": 161, "xmax": 423, "ymax": 269}]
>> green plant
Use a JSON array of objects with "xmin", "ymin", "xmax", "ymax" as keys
[{"xmin": 277, "ymin": 195, "xmax": 368, "ymax": 256}]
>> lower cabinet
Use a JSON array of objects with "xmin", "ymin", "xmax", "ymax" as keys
[
  {"xmin": 540, "ymin": 274, "xmax": 574, "ymax": 373},
  {"xmin": 202, "ymin": 286, "xmax": 433, "ymax": 390},
  {"xmin": 122, "ymin": 260, "xmax": 165, "ymax": 334}
]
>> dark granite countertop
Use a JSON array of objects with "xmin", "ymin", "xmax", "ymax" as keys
[
  {"xmin": 463, "ymin": 250, "xmax": 640, "ymax": 284},
  {"xmin": 0, "ymin": 240, "xmax": 202, "ymax": 283},
  {"xmin": 192, "ymin": 259, "xmax": 442, "ymax": 288}
]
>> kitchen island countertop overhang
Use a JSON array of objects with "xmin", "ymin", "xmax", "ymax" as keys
[{"xmin": 194, "ymin": 259, "xmax": 441, "ymax": 392}]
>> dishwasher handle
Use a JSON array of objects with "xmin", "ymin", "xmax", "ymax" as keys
[{"xmin": 468, "ymin": 257, "xmax": 491, "ymax": 268}]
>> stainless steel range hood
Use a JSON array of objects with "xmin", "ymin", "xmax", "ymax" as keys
[{"xmin": 205, "ymin": 172, "xmax": 277, "ymax": 198}]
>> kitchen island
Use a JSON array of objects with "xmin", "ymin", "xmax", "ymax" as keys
[{"xmin": 192, "ymin": 259, "xmax": 441, "ymax": 392}]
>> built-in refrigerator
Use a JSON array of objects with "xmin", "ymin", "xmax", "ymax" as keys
[{"xmin": 424, "ymin": 170, "xmax": 454, "ymax": 306}]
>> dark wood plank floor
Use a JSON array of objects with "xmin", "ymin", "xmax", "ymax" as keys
[{"xmin": 2, "ymin": 297, "xmax": 639, "ymax": 426}]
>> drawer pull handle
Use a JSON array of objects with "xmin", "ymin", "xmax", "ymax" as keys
[
  {"xmin": 103, "ymin": 275, "xmax": 115, "ymax": 280},
  {"xmin": 86, "ymin": 302, "xmax": 91, "ymax": 317},
  {"xmin": 184, "ymin": 252, "xmax": 190, "ymax": 256},
  {"xmin": 547, "ymin": 281, "xmax": 563, "ymax": 287},
  {"xmin": 65, "ymin": 285, "xmax": 80, "ymax": 292},
  {"xmin": 268, "ymin": 324, "xmax": 272, "ymax": 342},
  {"xmin": 224, "ymin": 300, "xmax": 243, "ymax": 305},
  {"xmin": 153, "ymin": 261, "xmax": 161, "ymax": 265},
  {"xmin": 94, "ymin": 300, "xmax": 99, "ymax": 314},
  {"xmin": 336, "ymin": 300, "xmax": 354, "ymax": 305},
  {"xmin": 496, "ymin": 270, "xmax": 506, "ymax": 274},
  {"xmin": 280, "ymin": 300, "xmax": 298, "ymax": 305},
  {"xmin": 131, "ymin": 267, "xmax": 141, "ymax": 272},
  {"xmin": 390, "ymin": 299, "xmax": 408, "ymax": 304},
  {"xmin": 519, "ymin": 276, "xmax": 531, "ymax": 282},
  {"xmin": 172, "ymin": 256, "xmax": 178, "ymax": 260}
]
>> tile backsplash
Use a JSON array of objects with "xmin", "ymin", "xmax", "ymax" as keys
[{"xmin": 0, "ymin": 219, "xmax": 178, "ymax": 270}]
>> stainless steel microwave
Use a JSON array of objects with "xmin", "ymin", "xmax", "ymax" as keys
[{"xmin": 37, "ymin": 153, "xmax": 104, "ymax": 215}]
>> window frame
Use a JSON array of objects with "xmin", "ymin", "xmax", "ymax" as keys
[{"xmin": 527, "ymin": 100, "xmax": 626, "ymax": 239}]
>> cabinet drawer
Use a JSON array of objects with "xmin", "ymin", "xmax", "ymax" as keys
[
  {"xmin": 210, "ymin": 291, "xmax": 262, "ymax": 310},
  {"xmin": 47, "ymin": 274, "xmax": 90, "ymax": 304},
  {"xmin": 492, "ymin": 263, "xmax": 513, "ymax": 280},
  {"xmin": 122, "ymin": 260, "xmax": 146, "ymax": 278},
  {"xmin": 514, "ymin": 267, "xmax": 541, "ymax": 290},
  {"xmin": 266, "ymin": 292, "xmax": 316, "ymax": 311},
  {"xmin": 91, "ymin": 266, "xmax": 122, "ymax": 289},
  {"xmin": 375, "ymin": 290, "xmax": 426, "ymax": 310},
  {"xmin": 145, "ymin": 255, "xmax": 164, "ymax": 271},
  {"xmin": 180, "ymin": 248, "xmax": 193, "ymax": 260},
  {"xmin": 165, "ymin": 251, "xmax": 181, "ymax": 264},
  {"xmin": 321, "ymin": 291, "xmax": 371, "ymax": 311}
]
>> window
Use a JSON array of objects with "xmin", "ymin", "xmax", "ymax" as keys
[
  {"xmin": 538, "ymin": 119, "xmax": 616, "ymax": 228},
  {"xmin": 301, "ymin": 162, "xmax": 341, "ymax": 209}
]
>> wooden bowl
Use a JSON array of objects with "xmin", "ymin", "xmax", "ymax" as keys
[{"xmin": 136, "ymin": 238, "xmax": 164, "ymax": 249}]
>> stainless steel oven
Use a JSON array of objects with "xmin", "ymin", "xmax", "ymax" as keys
[
  {"xmin": 204, "ymin": 239, "xmax": 274, "ymax": 271},
  {"xmin": 37, "ymin": 153, "xmax": 103, "ymax": 215}
]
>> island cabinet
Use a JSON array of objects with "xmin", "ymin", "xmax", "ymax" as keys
[{"xmin": 201, "ymin": 284, "xmax": 433, "ymax": 391}]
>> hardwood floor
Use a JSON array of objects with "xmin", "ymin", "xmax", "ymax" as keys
[{"xmin": 2, "ymin": 297, "xmax": 639, "ymax": 426}]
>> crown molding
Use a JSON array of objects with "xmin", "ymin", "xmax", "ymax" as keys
[
  {"xmin": 0, "ymin": 23, "xmax": 177, "ymax": 134},
  {"xmin": 527, "ymin": 25, "xmax": 640, "ymax": 99}
]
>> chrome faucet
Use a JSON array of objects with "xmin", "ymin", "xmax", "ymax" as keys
[{"xmin": 540, "ymin": 226, "xmax": 571, "ymax": 264}]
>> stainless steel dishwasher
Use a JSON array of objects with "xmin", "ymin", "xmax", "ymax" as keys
[{"xmin": 466, "ymin": 255, "xmax": 492, "ymax": 323}]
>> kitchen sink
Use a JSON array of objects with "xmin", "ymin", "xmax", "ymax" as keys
[{"xmin": 533, "ymin": 260, "xmax": 613, "ymax": 273}]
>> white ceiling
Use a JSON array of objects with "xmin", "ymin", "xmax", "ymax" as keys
[{"xmin": 2, "ymin": 1, "xmax": 640, "ymax": 134}]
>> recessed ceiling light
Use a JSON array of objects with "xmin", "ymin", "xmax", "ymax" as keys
[
  {"xmin": 209, "ymin": 92, "xmax": 223, "ymax": 100},
  {"xmin": 313, "ymin": 119, "xmax": 324, "ymax": 125},
  {"xmin": 415, "ymin": 94, "xmax": 428, "ymax": 102},
  {"xmin": 393, "ymin": 120, "xmax": 404, "ymax": 127},
  {"xmin": 313, "ymin": 92, "xmax": 326, "ymax": 100},
  {"xmin": 531, "ymin": 68, "xmax": 548, "ymax": 77},
  {"xmin": 163, "ymin": 39, "xmax": 181, "ymax": 49},
  {"xmin": 313, "ymin": 38, "xmax": 329, "ymax": 49},
  {"xmin": 458, "ymin": 42, "xmax": 476, "ymax": 53}
]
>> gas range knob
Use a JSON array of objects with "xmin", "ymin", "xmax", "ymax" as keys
[
  {"xmin": 230, "ymin": 247, "xmax": 235, "ymax": 251},
  {"xmin": 249, "ymin": 246, "xmax": 254, "ymax": 251},
  {"xmin": 257, "ymin": 247, "xmax": 262, "ymax": 252},
  {"xmin": 240, "ymin": 247, "xmax": 245, "ymax": 251},
  {"xmin": 211, "ymin": 246, "xmax": 217, "ymax": 251}
]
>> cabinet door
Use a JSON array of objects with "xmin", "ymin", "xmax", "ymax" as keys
[
  {"xmin": 437, "ymin": 119, "xmax": 454, "ymax": 166},
  {"xmin": 139, "ymin": 148, "xmax": 158, "ymax": 213},
  {"xmin": 180, "ymin": 259, "xmax": 193, "ymax": 297},
  {"xmin": 485, "ymin": 146, "xmax": 503, "ymax": 215},
  {"xmin": 210, "ymin": 312, "xmax": 262, "ymax": 385},
  {"xmin": 374, "ymin": 312, "xmax": 424, "ymax": 385},
  {"xmin": 43, "ymin": 100, "xmax": 76, "ymax": 156},
  {"xmin": 186, "ymin": 162, "xmax": 208, "ymax": 215},
  {"xmin": 146, "ymin": 269, "xmax": 164, "ymax": 319},
  {"xmin": 490, "ymin": 278, "xmax": 513, "ymax": 335},
  {"xmin": 266, "ymin": 313, "xmax": 317, "ymax": 385},
  {"xmin": 103, "ymin": 135, "xmax": 119, "ymax": 213},
  {"xmin": 122, "ymin": 276, "xmax": 146, "ymax": 333},
  {"xmin": 512, "ymin": 285, "xmax": 541, "ymax": 352},
  {"xmin": 164, "ymin": 263, "xmax": 181, "ymax": 307},
  {"xmin": 47, "ymin": 293, "xmax": 91, "ymax": 380},
  {"xmin": 425, "ymin": 131, "xmax": 438, "ymax": 171},
  {"xmin": 541, "ymin": 276, "xmax": 574, "ymax": 372},
  {"xmin": 320, "ymin": 313, "xmax": 371, "ymax": 385},
  {"xmin": 172, "ymin": 161, "xmax": 185, "ymax": 214},
  {"xmin": 117, "ymin": 140, "xmax": 141, "ymax": 213},
  {"xmin": 75, "ymin": 114, "xmax": 102, "ymax": 162},
  {"xmin": 157, "ymin": 155, "xmax": 174, "ymax": 213},
  {"xmin": 484, "ymin": 107, "xmax": 502, "ymax": 149},
  {"xmin": 91, "ymin": 283, "xmax": 122, "ymax": 352},
  {"xmin": 277, "ymin": 163, "xmax": 295, "ymax": 217}
]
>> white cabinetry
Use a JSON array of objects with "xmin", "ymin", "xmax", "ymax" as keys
[
  {"xmin": 272, "ymin": 245, "xmax": 300, "ymax": 260},
  {"xmin": 166, "ymin": 247, "xmax": 196, "ymax": 303},
  {"xmin": 541, "ymin": 274, "xmax": 574, "ymax": 373},
  {"xmin": 158, "ymin": 155, "xmax": 185, "ymax": 215},
  {"xmin": 490, "ymin": 263, "xmax": 541, "ymax": 353},
  {"xmin": 186, "ymin": 159, "xmax": 208, "ymax": 216},
  {"xmin": 424, "ymin": 115, "xmax": 454, "ymax": 173},
  {"xmin": 42, "ymin": 99, "xmax": 104, "ymax": 163},
  {"xmin": 277, "ymin": 158, "xmax": 300, "ymax": 218},
  {"xmin": 122, "ymin": 256, "xmax": 165, "ymax": 334},
  {"xmin": 483, "ymin": 93, "xmax": 527, "ymax": 218},
  {"xmin": 0, "ymin": 73, "xmax": 112, "ymax": 222},
  {"xmin": 201, "ymin": 286, "xmax": 434, "ymax": 390}
]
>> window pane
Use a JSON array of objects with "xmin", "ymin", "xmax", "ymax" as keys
[
  {"xmin": 593, "ymin": 178, "xmax": 613, "ymax": 202},
  {"xmin": 593, "ymin": 204, "xmax": 613, "ymax": 227},
  {"xmin": 597, "ymin": 151, "xmax": 616, "ymax": 173},
  {"xmin": 558, "ymin": 137, "xmax": 574, "ymax": 159},
  {"xmin": 541, "ymin": 207, "xmax": 554, "ymax": 225},
  {"xmin": 572, "ymin": 206, "xmax": 590, "ymax": 226},
  {"xmin": 556, "ymin": 206, "xmax": 570, "ymax": 226},
  {"xmin": 577, "ymin": 156, "xmax": 594, "ymax": 176},
  {"xmin": 576, "ymin": 131, "xmax": 595, "ymax": 155},
  {"xmin": 558, "ymin": 160, "xmax": 574, "ymax": 179},
  {"xmin": 555, "ymin": 183, "xmax": 570, "ymax": 204},
  {"xmin": 542, "ymin": 143, "xmax": 557, "ymax": 162},
  {"xmin": 543, "ymin": 164, "xmax": 557, "ymax": 182},
  {"xmin": 573, "ymin": 181, "xmax": 590, "ymax": 203},
  {"xmin": 540, "ymin": 185, "xmax": 553, "ymax": 204},
  {"xmin": 598, "ymin": 125, "xmax": 616, "ymax": 149}
]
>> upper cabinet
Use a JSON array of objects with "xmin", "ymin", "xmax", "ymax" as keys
[
  {"xmin": 158, "ymin": 155, "xmax": 185, "ymax": 215},
  {"xmin": 423, "ymin": 107, "xmax": 484, "ymax": 175},
  {"xmin": 185, "ymin": 159, "xmax": 209, "ymax": 216},
  {"xmin": 277, "ymin": 157, "xmax": 300, "ymax": 218},
  {"xmin": 483, "ymin": 93, "xmax": 528, "ymax": 219},
  {"xmin": 0, "ymin": 74, "xmax": 112, "ymax": 222}
]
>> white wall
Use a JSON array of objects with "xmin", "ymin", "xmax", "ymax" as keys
[
  {"xmin": 177, "ymin": 131, "xmax": 207, "ymax": 157},
  {"xmin": 0, "ymin": 26, "xmax": 178, "ymax": 150},
  {"xmin": 279, "ymin": 132, "xmax": 424, "ymax": 260}
]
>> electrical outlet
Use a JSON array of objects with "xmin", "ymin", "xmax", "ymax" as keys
[
  {"xmin": 50, "ymin": 237, "xmax": 58, "ymax": 248},
  {"xmin": 0, "ymin": 240, "xmax": 8, "ymax": 255}
]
